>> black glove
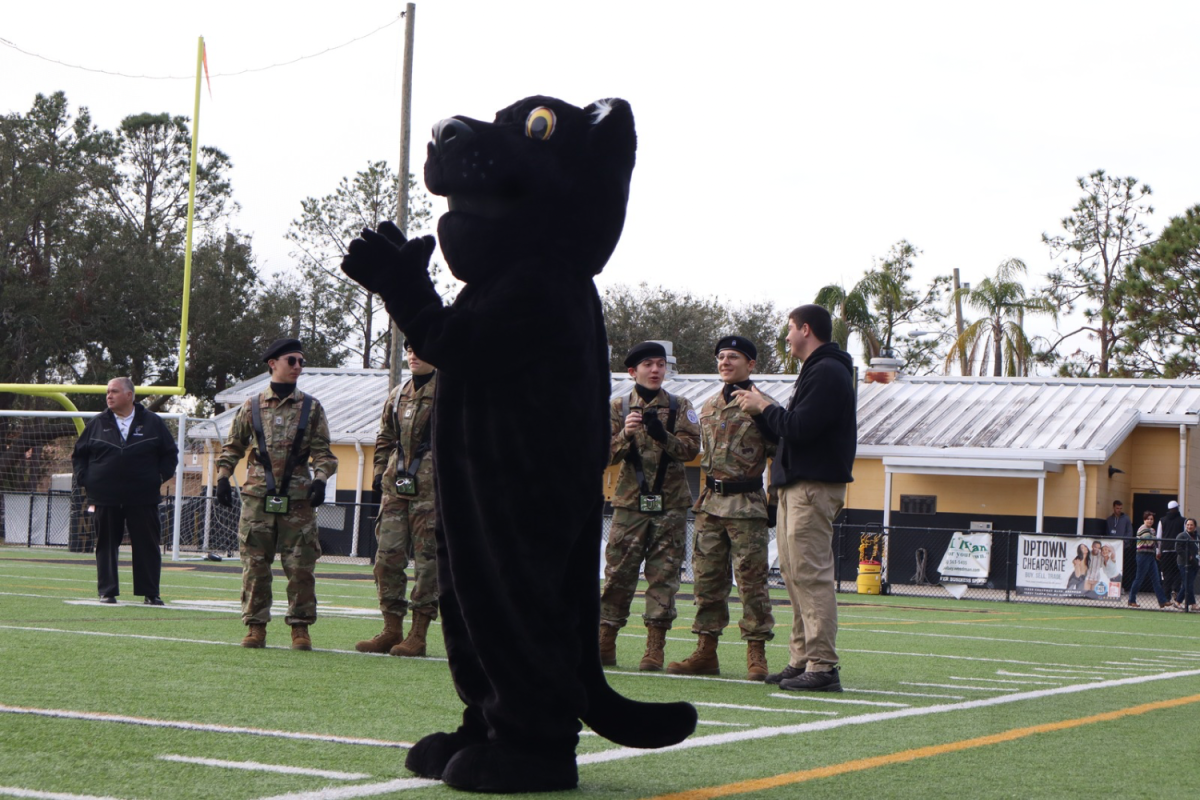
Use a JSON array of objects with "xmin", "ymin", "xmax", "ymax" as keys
[
  {"xmin": 216, "ymin": 476, "xmax": 233, "ymax": 508},
  {"xmin": 372, "ymin": 474, "xmax": 383, "ymax": 495},
  {"xmin": 642, "ymin": 408, "xmax": 668, "ymax": 442},
  {"xmin": 307, "ymin": 479, "xmax": 326, "ymax": 508},
  {"xmin": 767, "ymin": 503, "xmax": 778, "ymax": 529},
  {"xmin": 341, "ymin": 221, "xmax": 437, "ymax": 300}
]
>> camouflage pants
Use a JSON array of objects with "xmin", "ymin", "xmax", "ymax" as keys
[
  {"xmin": 238, "ymin": 497, "xmax": 321, "ymax": 626},
  {"xmin": 600, "ymin": 507, "xmax": 686, "ymax": 628},
  {"xmin": 691, "ymin": 511, "xmax": 775, "ymax": 640},
  {"xmin": 374, "ymin": 492, "xmax": 438, "ymax": 619}
]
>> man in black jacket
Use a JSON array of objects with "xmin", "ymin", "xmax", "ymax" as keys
[
  {"xmin": 734, "ymin": 304, "xmax": 856, "ymax": 692},
  {"xmin": 1158, "ymin": 500, "xmax": 1185, "ymax": 605},
  {"xmin": 72, "ymin": 377, "xmax": 178, "ymax": 605}
]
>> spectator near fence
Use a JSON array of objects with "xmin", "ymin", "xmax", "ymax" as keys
[
  {"xmin": 72, "ymin": 377, "xmax": 178, "ymax": 605},
  {"xmin": 1176, "ymin": 518, "xmax": 1198, "ymax": 612},
  {"xmin": 1157, "ymin": 501, "xmax": 1184, "ymax": 605},
  {"xmin": 1129, "ymin": 510, "xmax": 1170, "ymax": 610}
]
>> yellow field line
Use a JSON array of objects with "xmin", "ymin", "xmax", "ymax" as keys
[{"xmin": 642, "ymin": 693, "xmax": 1200, "ymax": 800}]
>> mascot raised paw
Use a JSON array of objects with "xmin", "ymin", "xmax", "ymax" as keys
[{"xmin": 342, "ymin": 96, "xmax": 697, "ymax": 793}]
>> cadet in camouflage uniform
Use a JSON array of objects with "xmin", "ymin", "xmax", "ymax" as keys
[
  {"xmin": 667, "ymin": 336, "xmax": 778, "ymax": 680},
  {"xmin": 356, "ymin": 342, "xmax": 439, "ymax": 657},
  {"xmin": 216, "ymin": 338, "xmax": 337, "ymax": 651},
  {"xmin": 600, "ymin": 341, "xmax": 701, "ymax": 671}
]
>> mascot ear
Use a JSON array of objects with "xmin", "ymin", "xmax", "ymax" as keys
[{"xmin": 585, "ymin": 98, "xmax": 636, "ymax": 179}]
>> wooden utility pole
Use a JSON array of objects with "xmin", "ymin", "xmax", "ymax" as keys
[
  {"xmin": 952, "ymin": 267, "xmax": 968, "ymax": 375},
  {"xmin": 388, "ymin": 2, "xmax": 417, "ymax": 390}
]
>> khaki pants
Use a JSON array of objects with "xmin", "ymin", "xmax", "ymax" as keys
[{"xmin": 776, "ymin": 480, "xmax": 845, "ymax": 672}]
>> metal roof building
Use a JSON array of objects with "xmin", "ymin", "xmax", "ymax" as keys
[{"xmin": 195, "ymin": 366, "xmax": 1200, "ymax": 537}]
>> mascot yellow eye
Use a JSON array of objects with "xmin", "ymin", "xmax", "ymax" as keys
[{"xmin": 525, "ymin": 107, "xmax": 556, "ymax": 141}]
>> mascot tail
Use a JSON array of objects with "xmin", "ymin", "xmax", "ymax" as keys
[{"xmin": 580, "ymin": 661, "xmax": 698, "ymax": 748}]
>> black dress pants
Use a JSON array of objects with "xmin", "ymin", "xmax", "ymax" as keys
[{"xmin": 95, "ymin": 504, "xmax": 162, "ymax": 599}]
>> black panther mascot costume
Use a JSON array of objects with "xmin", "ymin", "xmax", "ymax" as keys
[{"xmin": 342, "ymin": 96, "xmax": 697, "ymax": 792}]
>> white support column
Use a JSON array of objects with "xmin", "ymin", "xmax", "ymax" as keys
[
  {"xmin": 351, "ymin": 441, "xmax": 365, "ymax": 558},
  {"xmin": 202, "ymin": 440, "xmax": 214, "ymax": 551},
  {"xmin": 1180, "ymin": 425, "xmax": 1187, "ymax": 515},
  {"xmin": 171, "ymin": 415, "xmax": 187, "ymax": 561},
  {"xmin": 1076, "ymin": 460, "xmax": 1086, "ymax": 537},
  {"xmin": 1036, "ymin": 475, "xmax": 1046, "ymax": 533},
  {"xmin": 883, "ymin": 469, "xmax": 893, "ymax": 530}
]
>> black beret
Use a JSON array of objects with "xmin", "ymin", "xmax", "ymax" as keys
[
  {"xmin": 624, "ymin": 341, "xmax": 667, "ymax": 368},
  {"xmin": 714, "ymin": 335, "xmax": 757, "ymax": 361},
  {"xmin": 262, "ymin": 338, "xmax": 304, "ymax": 363}
]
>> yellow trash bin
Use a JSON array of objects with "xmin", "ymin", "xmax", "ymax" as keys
[{"xmin": 857, "ymin": 561, "xmax": 882, "ymax": 595}]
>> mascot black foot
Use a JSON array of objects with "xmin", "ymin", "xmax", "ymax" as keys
[{"xmin": 342, "ymin": 96, "xmax": 696, "ymax": 793}]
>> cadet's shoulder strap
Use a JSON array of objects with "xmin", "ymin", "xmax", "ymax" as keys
[
  {"xmin": 250, "ymin": 395, "xmax": 278, "ymax": 496},
  {"xmin": 278, "ymin": 395, "xmax": 313, "ymax": 495},
  {"xmin": 649, "ymin": 391, "xmax": 678, "ymax": 494}
]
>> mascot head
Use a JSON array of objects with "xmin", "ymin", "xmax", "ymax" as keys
[{"xmin": 424, "ymin": 96, "xmax": 636, "ymax": 282}]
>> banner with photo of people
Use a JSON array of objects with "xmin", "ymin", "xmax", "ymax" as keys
[{"xmin": 1016, "ymin": 534, "xmax": 1124, "ymax": 600}]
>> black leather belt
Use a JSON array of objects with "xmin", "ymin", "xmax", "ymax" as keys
[{"xmin": 705, "ymin": 476, "xmax": 761, "ymax": 495}]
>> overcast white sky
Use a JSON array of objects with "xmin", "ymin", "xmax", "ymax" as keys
[{"xmin": 4, "ymin": 1, "xmax": 1199, "ymax": 366}]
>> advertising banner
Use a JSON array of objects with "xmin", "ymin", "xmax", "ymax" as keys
[
  {"xmin": 1016, "ymin": 534, "xmax": 1124, "ymax": 600},
  {"xmin": 937, "ymin": 531, "xmax": 992, "ymax": 586}
]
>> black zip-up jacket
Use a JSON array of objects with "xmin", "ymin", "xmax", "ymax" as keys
[
  {"xmin": 761, "ymin": 342, "xmax": 857, "ymax": 487},
  {"xmin": 1159, "ymin": 507, "xmax": 1184, "ymax": 554},
  {"xmin": 72, "ymin": 405, "xmax": 179, "ymax": 506}
]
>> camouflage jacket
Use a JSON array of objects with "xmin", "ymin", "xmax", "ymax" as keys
[
  {"xmin": 217, "ymin": 386, "xmax": 337, "ymax": 500},
  {"xmin": 693, "ymin": 383, "xmax": 777, "ymax": 519},
  {"xmin": 609, "ymin": 389, "xmax": 700, "ymax": 511},
  {"xmin": 374, "ymin": 374, "xmax": 437, "ymax": 500}
]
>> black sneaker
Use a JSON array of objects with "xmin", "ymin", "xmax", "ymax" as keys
[
  {"xmin": 780, "ymin": 667, "xmax": 842, "ymax": 693},
  {"xmin": 144, "ymin": 596, "xmax": 164, "ymax": 606},
  {"xmin": 764, "ymin": 664, "xmax": 805, "ymax": 685},
  {"xmin": 99, "ymin": 595, "xmax": 117, "ymax": 604}
]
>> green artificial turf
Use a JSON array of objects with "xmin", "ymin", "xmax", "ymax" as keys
[{"xmin": 1, "ymin": 546, "xmax": 1198, "ymax": 799}]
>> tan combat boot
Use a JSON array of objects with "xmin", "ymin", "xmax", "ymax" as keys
[
  {"xmin": 356, "ymin": 612, "xmax": 406, "ymax": 653},
  {"xmin": 390, "ymin": 610, "xmax": 433, "ymax": 657},
  {"xmin": 598, "ymin": 624, "xmax": 619, "ymax": 666},
  {"xmin": 241, "ymin": 623, "xmax": 266, "ymax": 648},
  {"xmin": 746, "ymin": 639, "xmax": 768, "ymax": 681},
  {"xmin": 291, "ymin": 624, "xmax": 312, "ymax": 651},
  {"xmin": 639, "ymin": 626, "xmax": 668, "ymax": 671},
  {"xmin": 666, "ymin": 633, "xmax": 720, "ymax": 676}
]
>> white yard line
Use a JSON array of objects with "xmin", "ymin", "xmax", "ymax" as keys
[
  {"xmin": 0, "ymin": 704, "xmax": 412, "ymax": 748},
  {"xmin": 951, "ymin": 676, "xmax": 1062, "ymax": 685},
  {"xmin": 692, "ymin": 702, "xmax": 837, "ymax": 717},
  {"xmin": 768, "ymin": 694, "xmax": 908, "ymax": 708},
  {"xmin": 252, "ymin": 778, "xmax": 440, "ymax": 799},
  {"xmin": 156, "ymin": 755, "xmax": 370, "ymax": 780},
  {"xmin": 696, "ymin": 720, "xmax": 751, "ymax": 727},
  {"xmin": 843, "ymin": 688, "xmax": 964, "ymax": 699},
  {"xmin": 858, "ymin": 628, "xmax": 1200, "ymax": 656},
  {"xmin": 0, "ymin": 789, "xmax": 123, "ymax": 800},
  {"xmin": 843, "ymin": 647, "xmax": 1120, "ymax": 669},
  {"xmin": 996, "ymin": 670, "xmax": 1075, "ymax": 679},
  {"xmin": 577, "ymin": 666, "xmax": 1200, "ymax": 766},
  {"xmin": 899, "ymin": 682, "xmax": 1016, "ymax": 692},
  {"xmin": 0, "ymin": 624, "xmax": 445, "ymax": 660}
]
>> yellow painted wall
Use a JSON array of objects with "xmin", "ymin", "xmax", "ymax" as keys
[{"xmin": 847, "ymin": 425, "xmax": 1191, "ymax": 520}]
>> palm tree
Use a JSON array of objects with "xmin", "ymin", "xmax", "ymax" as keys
[
  {"xmin": 946, "ymin": 258, "xmax": 1054, "ymax": 376},
  {"xmin": 814, "ymin": 282, "xmax": 881, "ymax": 363}
]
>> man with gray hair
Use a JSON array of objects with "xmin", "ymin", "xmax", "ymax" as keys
[{"xmin": 72, "ymin": 377, "xmax": 179, "ymax": 605}]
